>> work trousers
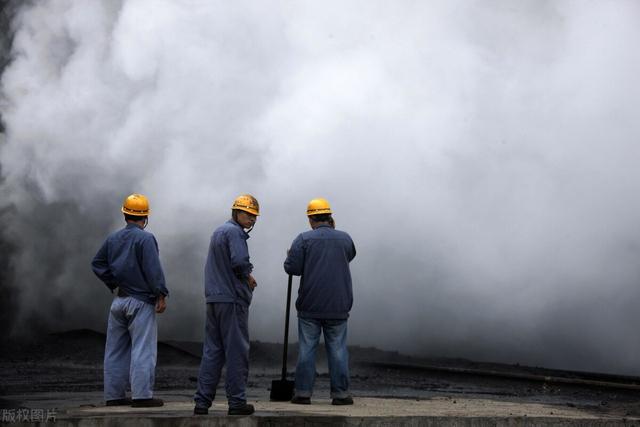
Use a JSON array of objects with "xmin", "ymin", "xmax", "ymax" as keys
[
  {"xmin": 194, "ymin": 303, "xmax": 250, "ymax": 409},
  {"xmin": 104, "ymin": 296, "xmax": 157, "ymax": 401},
  {"xmin": 294, "ymin": 317, "xmax": 350, "ymax": 398}
]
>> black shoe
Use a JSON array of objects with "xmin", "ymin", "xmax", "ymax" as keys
[
  {"xmin": 193, "ymin": 406, "xmax": 208, "ymax": 415},
  {"xmin": 290, "ymin": 396, "xmax": 311, "ymax": 405},
  {"xmin": 106, "ymin": 398, "xmax": 132, "ymax": 406},
  {"xmin": 332, "ymin": 396, "xmax": 354, "ymax": 405},
  {"xmin": 228, "ymin": 403, "xmax": 255, "ymax": 415},
  {"xmin": 131, "ymin": 398, "xmax": 164, "ymax": 407}
]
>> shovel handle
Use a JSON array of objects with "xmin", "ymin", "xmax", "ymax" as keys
[{"xmin": 281, "ymin": 274, "xmax": 293, "ymax": 380}]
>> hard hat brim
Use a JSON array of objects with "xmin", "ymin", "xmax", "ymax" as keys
[
  {"xmin": 121, "ymin": 207, "xmax": 150, "ymax": 216},
  {"xmin": 306, "ymin": 209, "xmax": 332, "ymax": 216},
  {"xmin": 233, "ymin": 207, "xmax": 260, "ymax": 216}
]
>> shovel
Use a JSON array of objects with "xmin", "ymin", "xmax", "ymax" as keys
[{"xmin": 270, "ymin": 274, "xmax": 295, "ymax": 401}]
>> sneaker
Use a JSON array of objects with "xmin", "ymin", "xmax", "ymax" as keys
[
  {"xmin": 290, "ymin": 396, "xmax": 311, "ymax": 405},
  {"xmin": 193, "ymin": 406, "xmax": 208, "ymax": 415},
  {"xmin": 228, "ymin": 403, "xmax": 255, "ymax": 415},
  {"xmin": 106, "ymin": 398, "xmax": 132, "ymax": 406},
  {"xmin": 131, "ymin": 398, "xmax": 164, "ymax": 407},
  {"xmin": 331, "ymin": 396, "xmax": 354, "ymax": 405}
]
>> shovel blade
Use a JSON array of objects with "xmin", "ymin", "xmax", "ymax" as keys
[{"xmin": 270, "ymin": 379, "xmax": 295, "ymax": 401}]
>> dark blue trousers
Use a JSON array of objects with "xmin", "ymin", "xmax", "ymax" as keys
[{"xmin": 194, "ymin": 303, "xmax": 249, "ymax": 409}]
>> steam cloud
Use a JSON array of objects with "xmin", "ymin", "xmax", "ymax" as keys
[{"xmin": 1, "ymin": 1, "xmax": 640, "ymax": 375}]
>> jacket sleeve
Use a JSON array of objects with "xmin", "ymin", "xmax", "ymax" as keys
[
  {"xmin": 347, "ymin": 236, "xmax": 356, "ymax": 262},
  {"xmin": 140, "ymin": 235, "xmax": 169, "ymax": 297},
  {"xmin": 228, "ymin": 229, "xmax": 253, "ymax": 280},
  {"xmin": 284, "ymin": 234, "xmax": 304, "ymax": 276},
  {"xmin": 91, "ymin": 241, "xmax": 117, "ymax": 291}
]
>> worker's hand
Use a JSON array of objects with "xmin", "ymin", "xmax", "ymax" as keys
[
  {"xmin": 155, "ymin": 295, "xmax": 167, "ymax": 313},
  {"xmin": 247, "ymin": 274, "xmax": 257, "ymax": 291}
]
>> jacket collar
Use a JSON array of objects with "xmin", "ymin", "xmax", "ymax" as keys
[{"xmin": 227, "ymin": 219, "xmax": 250, "ymax": 238}]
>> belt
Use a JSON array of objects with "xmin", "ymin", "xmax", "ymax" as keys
[{"xmin": 117, "ymin": 288, "xmax": 129, "ymax": 297}]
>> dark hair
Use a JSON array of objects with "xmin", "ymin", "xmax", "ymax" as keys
[
  {"xmin": 124, "ymin": 213, "xmax": 146, "ymax": 222},
  {"xmin": 309, "ymin": 213, "xmax": 332, "ymax": 223}
]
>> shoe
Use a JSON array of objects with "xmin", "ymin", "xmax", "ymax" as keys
[
  {"xmin": 332, "ymin": 396, "xmax": 354, "ymax": 405},
  {"xmin": 228, "ymin": 403, "xmax": 255, "ymax": 415},
  {"xmin": 290, "ymin": 396, "xmax": 311, "ymax": 405},
  {"xmin": 131, "ymin": 398, "xmax": 164, "ymax": 407},
  {"xmin": 193, "ymin": 406, "xmax": 208, "ymax": 415},
  {"xmin": 106, "ymin": 398, "xmax": 132, "ymax": 406}
]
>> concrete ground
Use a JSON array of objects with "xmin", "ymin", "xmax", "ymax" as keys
[
  {"xmin": 4, "ymin": 389, "xmax": 640, "ymax": 426},
  {"xmin": 4, "ymin": 331, "xmax": 640, "ymax": 426}
]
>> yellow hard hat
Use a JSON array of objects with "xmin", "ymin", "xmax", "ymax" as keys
[
  {"xmin": 121, "ymin": 193, "xmax": 150, "ymax": 216},
  {"xmin": 306, "ymin": 198, "xmax": 332, "ymax": 216},
  {"xmin": 232, "ymin": 194, "xmax": 260, "ymax": 216}
]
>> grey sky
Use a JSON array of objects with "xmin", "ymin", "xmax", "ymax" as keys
[{"xmin": 1, "ymin": 0, "xmax": 640, "ymax": 375}]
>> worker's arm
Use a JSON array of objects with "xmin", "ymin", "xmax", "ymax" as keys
[
  {"xmin": 91, "ymin": 241, "xmax": 117, "ymax": 292},
  {"xmin": 228, "ymin": 229, "xmax": 254, "ymax": 288},
  {"xmin": 140, "ymin": 235, "xmax": 169, "ymax": 299},
  {"xmin": 284, "ymin": 234, "xmax": 304, "ymax": 276},
  {"xmin": 347, "ymin": 236, "xmax": 356, "ymax": 262}
]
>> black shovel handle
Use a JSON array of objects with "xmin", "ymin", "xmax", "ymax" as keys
[{"xmin": 281, "ymin": 274, "xmax": 293, "ymax": 380}]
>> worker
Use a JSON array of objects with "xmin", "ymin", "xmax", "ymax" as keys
[
  {"xmin": 91, "ymin": 193, "xmax": 169, "ymax": 408},
  {"xmin": 284, "ymin": 198, "xmax": 356, "ymax": 405},
  {"xmin": 194, "ymin": 194, "xmax": 259, "ymax": 416}
]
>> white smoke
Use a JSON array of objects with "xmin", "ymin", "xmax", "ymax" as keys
[{"xmin": 2, "ymin": 0, "xmax": 640, "ymax": 374}]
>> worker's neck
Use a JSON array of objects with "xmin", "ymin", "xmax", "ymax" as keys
[
  {"xmin": 311, "ymin": 222, "xmax": 330, "ymax": 230},
  {"xmin": 126, "ymin": 219, "xmax": 146, "ymax": 228}
]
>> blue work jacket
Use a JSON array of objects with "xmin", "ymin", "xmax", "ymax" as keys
[
  {"xmin": 204, "ymin": 219, "xmax": 254, "ymax": 307},
  {"xmin": 284, "ymin": 224, "xmax": 356, "ymax": 319},
  {"xmin": 91, "ymin": 222, "xmax": 169, "ymax": 304}
]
